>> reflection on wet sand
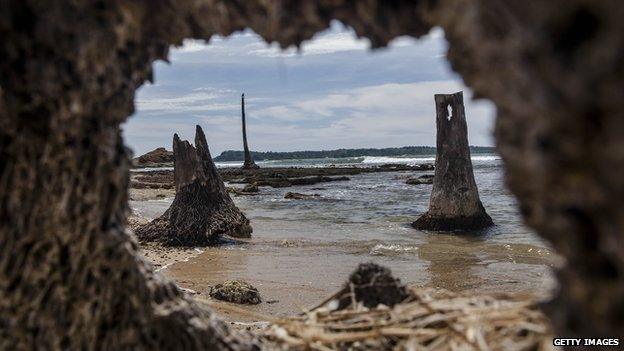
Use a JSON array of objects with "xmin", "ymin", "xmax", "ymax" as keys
[
  {"xmin": 157, "ymin": 228, "xmax": 558, "ymax": 322},
  {"xmin": 416, "ymin": 233, "xmax": 558, "ymax": 295},
  {"xmin": 419, "ymin": 235, "xmax": 486, "ymax": 291}
]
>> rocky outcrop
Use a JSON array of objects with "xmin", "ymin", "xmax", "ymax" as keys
[
  {"xmin": 133, "ymin": 147, "xmax": 174, "ymax": 167},
  {"xmin": 284, "ymin": 192, "xmax": 320, "ymax": 200},
  {"xmin": 413, "ymin": 92, "xmax": 493, "ymax": 231},
  {"xmin": 131, "ymin": 165, "xmax": 435, "ymax": 190},
  {"xmin": 136, "ymin": 126, "xmax": 252, "ymax": 246},
  {"xmin": 406, "ymin": 174, "xmax": 434, "ymax": 185},
  {"xmin": 242, "ymin": 183, "xmax": 259, "ymax": 193}
]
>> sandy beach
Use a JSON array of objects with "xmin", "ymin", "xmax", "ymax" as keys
[{"xmin": 132, "ymin": 160, "xmax": 559, "ymax": 324}]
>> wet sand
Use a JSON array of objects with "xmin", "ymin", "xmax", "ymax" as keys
[
  {"xmin": 139, "ymin": 242, "xmax": 205, "ymax": 273},
  {"xmin": 138, "ymin": 224, "xmax": 559, "ymax": 323}
]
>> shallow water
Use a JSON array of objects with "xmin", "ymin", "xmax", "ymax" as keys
[{"xmin": 131, "ymin": 155, "xmax": 559, "ymax": 319}]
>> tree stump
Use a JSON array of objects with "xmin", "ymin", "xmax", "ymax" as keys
[
  {"xmin": 241, "ymin": 93, "xmax": 260, "ymax": 170},
  {"xmin": 136, "ymin": 126, "xmax": 252, "ymax": 246},
  {"xmin": 412, "ymin": 92, "xmax": 493, "ymax": 231}
]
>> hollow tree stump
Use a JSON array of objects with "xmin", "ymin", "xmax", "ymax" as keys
[
  {"xmin": 412, "ymin": 92, "xmax": 493, "ymax": 231},
  {"xmin": 136, "ymin": 126, "xmax": 252, "ymax": 246}
]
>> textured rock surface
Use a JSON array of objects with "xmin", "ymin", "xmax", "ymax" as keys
[
  {"xmin": 284, "ymin": 192, "xmax": 320, "ymax": 200},
  {"xmin": 405, "ymin": 174, "xmax": 434, "ymax": 185},
  {"xmin": 242, "ymin": 183, "xmax": 259, "ymax": 193},
  {"xmin": 413, "ymin": 92, "xmax": 493, "ymax": 231},
  {"xmin": 2, "ymin": 0, "xmax": 624, "ymax": 348},
  {"xmin": 136, "ymin": 126, "xmax": 252, "ymax": 245},
  {"xmin": 210, "ymin": 281, "xmax": 262, "ymax": 305},
  {"xmin": 134, "ymin": 147, "xmax": 174, "ymax": 167}
]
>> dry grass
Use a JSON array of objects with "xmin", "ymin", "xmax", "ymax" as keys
[{"xmin": 259, "ymin": 287, "xmax": 555, "ymax": 351}]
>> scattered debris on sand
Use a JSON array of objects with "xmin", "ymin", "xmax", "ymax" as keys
[
  {"xmin": 138, "ymin": 242, "xmax": 203, "ymax": 272},
  {"xmin": 260, "ymin": 263, "xmax": 553, "ymax": 350},
  {"xmin": 210, "ymin": 280, "xmax": 262, "ymax": 305},
  {"xmin": 127, "ymin": 215, "xmax": 150, "ymax": 231}
]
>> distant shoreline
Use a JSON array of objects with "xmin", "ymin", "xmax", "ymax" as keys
[{"xmin": 213, "ymin": 146, "xmax": 496, "ymax": 162}]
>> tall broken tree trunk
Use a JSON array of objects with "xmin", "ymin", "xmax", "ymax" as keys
[
  {"xmin": 413, "ymin": 92, "xmax": 493, "ymax": 231},
  {"xmin": 136, "ymin": 126, "xmax": 252, "ymax": 246},
  {"xmin": 241, "ymin": 93, "xmax": 259, "ymax": 170}
]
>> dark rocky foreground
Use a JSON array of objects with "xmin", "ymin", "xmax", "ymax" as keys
[{"xmin": 131, "ymin": 163, "xmax": 434, "ymax": 190}]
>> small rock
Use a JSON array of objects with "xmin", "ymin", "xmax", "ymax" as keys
[
  {"xmin": 227, "ymin": 186, "xmax": 259, "ymax": 196},
  {"xmin": 180, "ymin": 287, "xmax": 198, "ymax": 295},
  {"xmin": 209, "ymin": 280, "xmax": 261, "ymax": 305},
  {"xmin": 284, "ymin": 192, "xmax": 320, "ymax": 200},
  {"xmin": 406, "ymin": 174, "xmax": 434, "ymax": 185},
  {"xmin": 242, "ymin": 183, "xmax": 259, "ymax": 193}
]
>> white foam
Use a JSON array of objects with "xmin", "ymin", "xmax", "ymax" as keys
[
  {"xmin": 214, "ymin": 161, "xmax": 243, "ymax": 168},
  {"xmin": 131, "ymin": 167, "xmax": 174, "ymax": 172},
  {"xmin": 360, "ymin": 155, "xmax": 500, "ymax": 165},
  {"xmin": 370, "ymin": 243, "xmax": 419, "ymax": 256},
  {"xmin": 361, "ymin": 156, "xmax": 434, "ymax": 165}
]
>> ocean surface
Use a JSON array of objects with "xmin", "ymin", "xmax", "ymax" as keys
[{"xmin": 131, "ymin": 154, "xmax": 558, "ymax": 317}]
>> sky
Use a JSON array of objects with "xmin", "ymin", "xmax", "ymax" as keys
[{"xmin": 123, "ymin": 22, "xmax": 496, "ymax": 157}]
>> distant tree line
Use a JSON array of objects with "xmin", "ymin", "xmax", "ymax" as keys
[{"xmin": 214, "ymin": 146, "xmax": 496, "ymax": 162}]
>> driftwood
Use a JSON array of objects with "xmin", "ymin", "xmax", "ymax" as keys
[
  {"xmin": 136, "ymin": 126, "xmax": 252, "ymax": 246},
  {"xmin": 261, "ymin": 263, "xmax": 552, "ymax": 350},
  {"xmin": 413, "ymin": 92, "xmax": 493, "ymax": 231},
  {"xmin": 263, "ymin": 287, "xmax": 552, "ymax": 351}
]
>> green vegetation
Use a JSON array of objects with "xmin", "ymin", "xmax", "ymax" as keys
[{"xmin": 214, "ymin": 146, "xmax": 496, "ymax": 162}]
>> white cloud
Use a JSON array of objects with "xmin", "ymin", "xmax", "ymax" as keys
[
  {"xmin": 251, "ymin": 81, "xmax": 495, "ymax": 148},
  {"xmin": 136, "ymin": 88, "xmax": 236, "ymax": 113},
  {"xmin": 246, "ymin": 31, "xmax": 420, "ymax": 58},
  {"xmin": 169, "ymin": 24, "xmax": 446, "ymax": 62},
  {"xmin": 124, "ymin": 23, "xmax": 494, "ymax": 156}
]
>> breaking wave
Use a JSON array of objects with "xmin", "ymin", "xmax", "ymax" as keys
[{"xmin": 360, "ymin": 155, "xmax": 500, "ymax": 165}]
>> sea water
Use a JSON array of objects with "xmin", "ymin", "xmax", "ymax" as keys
[{"xmin": 131, "ymin": 154, "xmax": 558, "ymax": 317}]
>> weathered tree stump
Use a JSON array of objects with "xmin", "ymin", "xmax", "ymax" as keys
[
  {"xmin": 136, "ymin": 126, "xmax": 252, "ymax": 246},
  {"xmin": 413, "ymin": 92, "xmax": 493, "ymax": 231},
  {"xmin": 241, "ymin": 93, "xmax": 260, "ymax": 170}
]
